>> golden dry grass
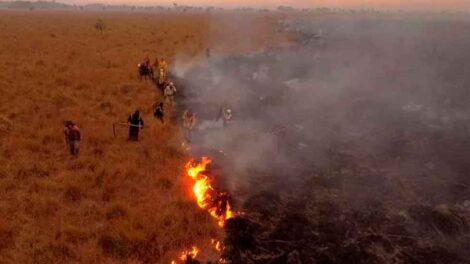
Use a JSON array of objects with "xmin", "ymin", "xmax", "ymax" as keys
[{"xmin": 0, "ymin": 10, "xmax": 287, "ymax": 264}]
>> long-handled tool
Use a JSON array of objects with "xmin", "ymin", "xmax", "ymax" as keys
[{"xmin": 113, "ymin": 123, "xmax": 144, "ymax": 138}]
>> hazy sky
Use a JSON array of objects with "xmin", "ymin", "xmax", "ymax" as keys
[{"xmin": 63, "ymin": 0, "xmax": 470, "ymax": 10}]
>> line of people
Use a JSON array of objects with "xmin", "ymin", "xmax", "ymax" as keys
[
  {"xmin": 64, "ymin": 104, "xmax": 231, "ymax": 157},
  {"xmin": 64, "ymin": 56, "xmax": 234, "ymax": 157},
  {"xmin": 64, "ymin": 56, "xmax": 182, "ymax": 157}
]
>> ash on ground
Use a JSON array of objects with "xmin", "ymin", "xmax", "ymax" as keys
[{"xmin": 175, "ymin": 14, "xmax": 470, "ymax": 264}]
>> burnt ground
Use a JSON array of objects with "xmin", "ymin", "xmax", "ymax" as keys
[{"xmin": 174, "ymin": 14, "xmax": 470, "ymax": 264}]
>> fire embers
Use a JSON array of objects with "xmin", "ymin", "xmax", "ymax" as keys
[
  {"xmin": 211, "ymin": 239, "xmax": 222, "ymax": 252},
  {"xmin": 171, "ymin": 246, "xmax": 199, "ymax": 264},
  {"xmin": 171, "ymin": 240, "xmax": 224, "ymax": 264},
  {"xmin": 186, "ymin": 157, "xmax": 235, "ymax": 227}
]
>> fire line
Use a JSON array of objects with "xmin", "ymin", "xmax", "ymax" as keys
[
  {"xmin": 186, "ymin": 157, "xmax": 235, "ymax": 227},
  {"xmin": 171, "ymin": 157, "xmax": 235, "ymax": 263}
]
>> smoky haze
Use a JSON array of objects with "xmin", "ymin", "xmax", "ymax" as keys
[
  {"xmin": 175, "ymin": 13, "xmax": 470, "ymax": 263},
  {"xmin": 59, "ymin": 0, "xmax": 470, "ymax": 11},
  {"xmin": 178, "ymin": 14, "xmax": 470, "ymax": 193}
]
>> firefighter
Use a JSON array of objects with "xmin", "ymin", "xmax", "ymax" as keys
[
  {"xmin": 64, "ymin": 121, "xmax": 81, "ymax": 157},
  {"xmin": 163, "ymin": 81, "xmax": 177, "ymax": 104},
  {"xmin": 157, "ymin": 68, "xmax": 166, "ymax": 88},
  {"xmin": 154, "ymin": 102, "xmax": 164, "ymax": 123},
  {"xmin": 128, "ymin": 110, "xmax": 144, "ymax": 141},
  {"xmin": 158, "ymin": 57, "xmax": 168, "ymax": 72},
  {"xmin": 182, "ymin": 109, "xmax": 196, "ymax": 143},
  {"xmin": 158, "ymin": 58, "xmax": 168, "ymax": 85},
  {"xmin": 139, "ymin": 56, "xmax": 153, "ymax": 80},
  {"xmin": 217, "ymin": 105, "xmax": 233, "ymax": 127}
]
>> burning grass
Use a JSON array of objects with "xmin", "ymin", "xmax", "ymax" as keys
[
  {"xmin": 186, "ymin": 157, "xmax": 235, "ymax": 227},
  {"xmin": 170, "ymin": 157, "xmax": 236, "ymax": 264}
]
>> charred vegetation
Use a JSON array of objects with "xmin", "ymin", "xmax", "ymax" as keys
[{"xmin": 177, "ymin": 14, "xmax": 470, "ymax": 264}]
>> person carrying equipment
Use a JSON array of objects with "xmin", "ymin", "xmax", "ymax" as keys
[
  {"xmin": 182, "ymin": 109, "xmax": 196, "ymax": 143},
  {"xmin": 154, "ymin": 102, "xmax": 164, "ymax": 123},
  {"xmin": 64, "ymin": 120, "xmax": 81, "ymax": 157},
  {"xmin": 128, "ymin": 110, "xmax": 144, "ymax": 141}
]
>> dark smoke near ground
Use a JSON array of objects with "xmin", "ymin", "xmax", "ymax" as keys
[{"xmin": 175, "ymin": 14, "xmax": 470, "ymax": 264}]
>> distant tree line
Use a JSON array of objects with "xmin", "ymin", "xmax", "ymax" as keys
[
  {"xmin": 0, "ymin": 1, "xmax": 70, "ymax": 10},
  {"xmin": 0, "ymin": 1, "xmax": 465, "ymax": 15}
]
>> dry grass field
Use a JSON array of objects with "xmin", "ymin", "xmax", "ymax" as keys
[{"xmin": 0, "ymin": 10, "xmax": 287, "ymax": 264}]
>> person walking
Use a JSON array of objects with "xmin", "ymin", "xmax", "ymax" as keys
[
  {"xmin": 163, "ymin": 81, "xmax": 177, "ymax": 105},
  {"xmin": 64, "ymin": 121, "xmax": 81, "ymax": 157},
  {"xmin": 128, "ymin": 110, "xmax": 144, "ymax": 141},
  {"xmin": 182, "ymin": 109, "xmax": 196, "ymax": 143},
  {"xmin": 154, "ymin": 102, "xmax": 164, "ymax": 123}
]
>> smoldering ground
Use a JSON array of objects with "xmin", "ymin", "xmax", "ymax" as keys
[{"xmin": 174, "ymin": 14, "xmax": 470, "ymax": 263}]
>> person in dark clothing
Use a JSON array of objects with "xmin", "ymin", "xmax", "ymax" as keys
[
  {"xmin": 154, "ymin": 102, "xmax": 164, "ymax": 123},
  {"xmin": 64, "ymin": 120, "xmax": 81, "ymax": 157},
  {"xmin": 128, "ymin": 110, "xmax": 144, "ymax": 141}
]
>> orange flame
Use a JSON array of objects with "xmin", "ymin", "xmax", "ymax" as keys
[
  {"xmin": 179, "ymin": 246, "xmax": 199, "ymax": 261},
  {"xmin": 171, "ymin": 157, "xmax": 234, "ymax": 264},
  {"xmin": 171, "ymin": 246, "xmax": 199, "ymax": 264},
  {"xmin": 211, "ymin": 239, "xmax": 222, "ymax": 252},
  {"xmin": 185, "ymin": 157, "xmax": 235, "ymax": 226}
]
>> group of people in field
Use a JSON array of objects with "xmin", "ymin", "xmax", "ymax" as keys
[
  {"xmin": 139, "ymin": 56, "xmax": 177, "ymax": 105},
  {"xmin": 63, "ymin": 55, "xmax": 198, "ymax": 157},
  {"xmin": 138, "ymin": 56, "xmax": 168, "ymax": 84},
  {"xmin": 131, "ymin": 56, "xmax": 202, "ymax": 145}
]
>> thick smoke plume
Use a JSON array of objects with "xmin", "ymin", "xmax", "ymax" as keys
[{"xmin": 175, "ymin": 14, "xmax": 470, "ymax": 263}]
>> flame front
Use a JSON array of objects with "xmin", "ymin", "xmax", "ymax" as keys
[
  {"xmin": 193, "ymin": 177, "xmax": 211, "ymax": 208},
  {"xmin": 185, "ymin": 157, "xmax": 235, "ymax": 226},
  {"xmin": 171, "ymin": 157, "xmax": 233, "ymax": 264}
]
